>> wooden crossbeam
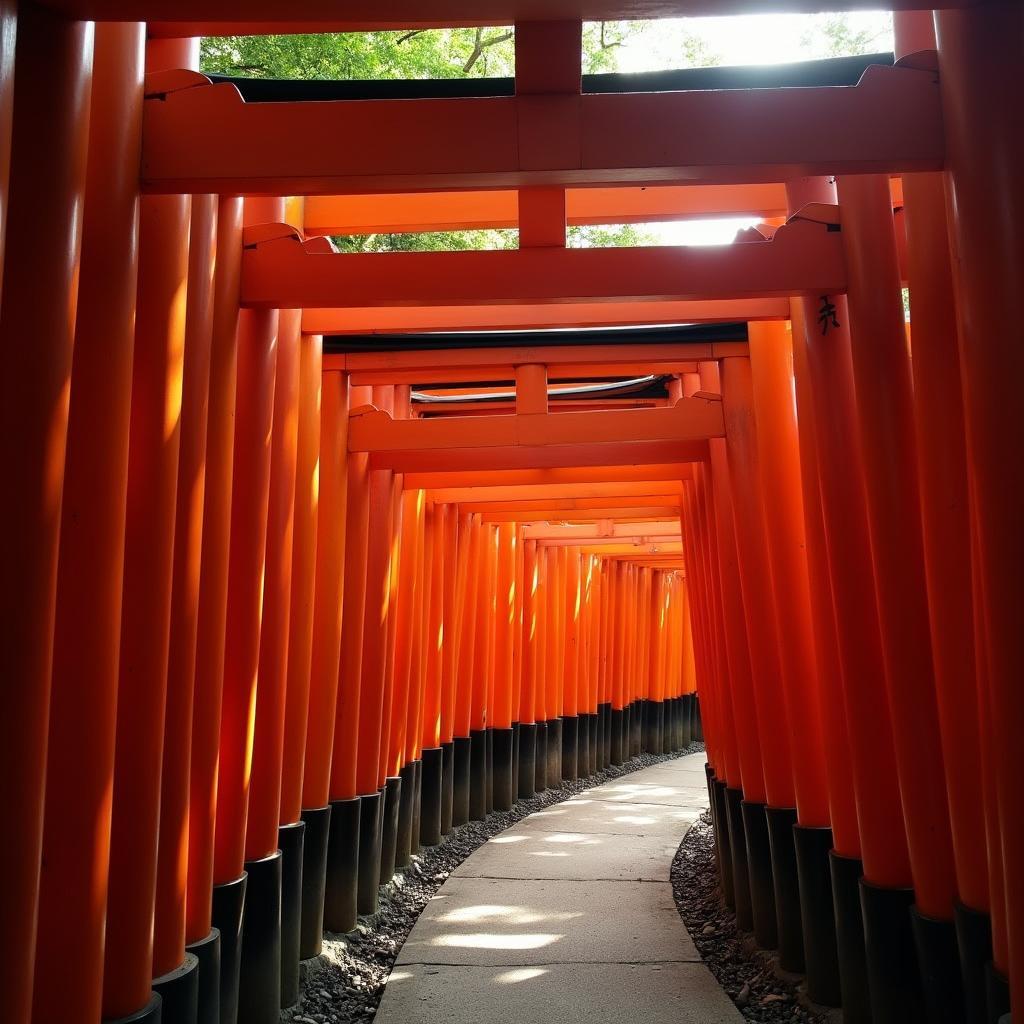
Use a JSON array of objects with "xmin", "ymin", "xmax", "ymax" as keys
[
  {"xmin": 244, "ymin": 217, "xmax": 843, "ymax": 309},
  {"xmin": 143, "ymin": 65, "xmax": 941, "ymax": 194},
  {"xmin": 348, "ymin": 397, "xmax": 723, "ymax": 453}
]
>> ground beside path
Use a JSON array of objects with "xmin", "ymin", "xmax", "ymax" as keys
[{"xmin": 375, "ymin": 752, "xmax": 744, "ymax": 1023}]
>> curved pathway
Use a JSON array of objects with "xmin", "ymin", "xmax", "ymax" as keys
[{"xmin": 375, "ymin": 751, "xmax": 743, "ymax": 1023}]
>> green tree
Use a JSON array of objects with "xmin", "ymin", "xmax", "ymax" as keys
[{"xmin": 799, "ymin": 13, "xmax": 892, "ymax": 59}]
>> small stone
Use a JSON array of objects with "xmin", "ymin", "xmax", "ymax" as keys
[
  {"xmin": 701, "ymin": 924, "xmax": 716, "ymax": 934},
  {"xmin": 736, "ymin": 983, "xmax": 751, "ymax": 1007}
]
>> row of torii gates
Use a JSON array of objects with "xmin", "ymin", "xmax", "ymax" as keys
[{"xmin": 0, "ymin": 2, "xmax": 1021, "ymax": 1024}]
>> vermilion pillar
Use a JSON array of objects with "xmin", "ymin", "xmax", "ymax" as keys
[
  {"xmin": 0, "ymin": 11, "xmax": 92, "ymax": 1021},
  {"xmin": 789, "ymin": 176, "xmax": 908, "ymax": 1024},
  {"xmin": 33, "ymin": 23, "xmax": 142, "ymax": 1024},
  {"xmin": 318, "ymin": 378, "xmax": 360, "ymax": 935},
  {"xmin": 935, "ymin": 4, "xmax": 1024, "ymax": 1009},
  {"xmin": 280, "ymin": 333, "xmax": 322, "ymax": 824},
  {"xmin": 186, "ymin": 196, "xmax": 243, "ymax": 949},
  {"xmin": 213, "ymin": 196, "xmax": 281, "ymax": 1024},
  {"xmin": 103, "ymin": 186, "xmax": 192, "ymax": 1024},
  {"xmin": 720, "ymin": 356, "xmax": 795, "ymax": 812},
  {"xmin": 246, "ymin": 305, "xmax": 301, "ymax": 861},
  {"xmin": 152, "ymin": 185, "xmax": 217, "ymax": 985}
]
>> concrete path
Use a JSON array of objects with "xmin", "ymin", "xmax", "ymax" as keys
[{"xmin": 375, "ymin": 752, "xmax": 743, "ymax": 1023}]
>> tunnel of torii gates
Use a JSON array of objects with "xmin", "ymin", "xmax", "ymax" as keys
[{"xmin": 0, "ymin": 2, "xmax": 1021, "ymax": 1024}]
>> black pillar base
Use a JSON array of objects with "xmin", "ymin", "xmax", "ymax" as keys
[
  {"xmin": 659, "ymin": 701, "xmax": 670, "ymax": 753},
  {"xmin": 106, "ymin": 993, "xmax": 162, "ymax": 1023},
  {"xmin": 511, "ymin": 723, "xmax": 520, "ymax": 803},
  {"xmin": 492, "ymin": 728, "xmax": 515, "ymax": 811},
  {"xmin": 396, "ymin": 763, "xmax": 416, "ymax": 868},
  {"xmin": 278, "ymin": 820, "xmax": 305, "ymax": 1008},
  {"xmin": 986, "ymin": 963, "xmax": 1011, "ymax": 1024},
  {"xmin": 440, "ymin": 741, "xmax": 455, "ymax": 836},
  {"xmin": 793, "ymin": 825, "xmax": 840, "ymax": 1006},
  {"xmin": 299, "ymin": 806, "xmax": 330, "ymax": 958},
  {"xmin": 588, "ymin": 713, "xmax": 599, "ymax": 775},
  {"xmin": 152, "ymin": 952, "xmax": 199, "ymax": 1024},
  {"xmin": 380, "ymin": 776, "xmax": 402, "ymax": 884},
  {"xmin": 640, "ymin": 700, "xmax": 653, "ymax": 754},
  {"xmin": 577, "ymin": 713, "xmax": 590, "ymax": 778},
  {"xmin": 741, "ymin": 801, "xmax": 777, "ymax": 950},
  {"xmin": 421, "ymin": 747, "xmax": 444, "ymax": 844},
  {"xmin": 622, "ymin": 704, "xmax": 638, "ymax": 761},
  {"xmin": 599, "ymin": 702, "xmax": 612, "ymax": 768},
  {"xmin": 239, "ymin": 851, "xmax": 282, "ymax": 1024},
  {"xmin": 711, "ymin": 779, "xmax": 735, "ymax": 908},
  {"xmin": 610, "ymin": 707, "xmax": 626, "ymax": 765},
  {"xmin": 452, "ymin": 737, "xmax": 472, "ymax": 826},
  {"xmin": 911, "ymin": 906, "xmax": 966, "ymax": 1024},
  {"xmin": 518, "ymin": 722, "xmax": 537, "ymax": 798},
  {"xmin": 356, "ymin": 790, "xmax": 383, "ymax": 916},
  {"xmin": 469, "ymin": 729, "xmax": 488, "ymax": 820},
  {"xmin": 211, "ymin": 872, "xmax": 246, "ymax": 1024},
  {"xmin": 410, "ymin": 759, "xmax": 423, "ymax": 855},
  {"xmin": 725, "ymin": 788, "xmax": 753, "ymax": 931},
  {"xmin": 545, "ymin": 718, "xmax": 562, "ymax": 784},
  {"xmin": 485, "ymin": 728, "xmax": 495, "ymax": 814},
  {"xmin": 535, "ymin": 720, "xmax": 548, "ymax": 791},
  {"xmin": 324, "ymin": 796, "xmax": 359, "ymax": 934},
  {"xmin": 682, "ymin": 695, "xmax": 695, "ymax": 747},
  {"xmin": 560, "ymin": 716, "xmax": 578, "ymax": 781},
  {"xmin": 185, "ymin": 929, "xmax": 220, "ymax": 1024},
  {"xmin": 860, "ymin": 878, "xmax": 925, "ymax": 1024},
  {"xmin": 829, "ymin": 852, "xmax": 871, "ymax": 1024},
  {"xmin": 765, "ymin": 806, "xmax": 803, "ymax": 972},
  {"xmin": 955, "ymin": 903, "xmax": 994, "ymax": 1024},
  {"xmin": 693, "ymin": 694, "xmax": 703, "ymax": 741}
]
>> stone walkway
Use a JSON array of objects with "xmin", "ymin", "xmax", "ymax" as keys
[{"xmin": 375, "ymin": 751, "xmax": 744, "ymax": 1023}]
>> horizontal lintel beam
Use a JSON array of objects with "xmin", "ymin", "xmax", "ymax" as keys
[
  {"xmin": 246, "ymin": 218, "xmax": 843, "ymax": 309},
  {"xmin": 348, "ymin": 397, "xmax": 723, "ymax": 454},
  {"xmin": 308, "ymin": 299, "xmax": 783, "ymax": 337},
  {"xmin": 143, "ymin": 64, "xmax": 941, "ymax": 194}
]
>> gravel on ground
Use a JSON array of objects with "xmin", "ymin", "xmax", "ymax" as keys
[{"xmin": 670, "ymin": 810, "xmax": 841, "ymax": 1024}]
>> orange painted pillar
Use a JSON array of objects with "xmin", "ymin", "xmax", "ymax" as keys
[
  {"xmin": 935, "ymin": 8, "xmax": 1024, "ymax": 1002},
  {"xmin": 493, "ymin": 522, "xmax": 517, "ymax": 807},
  {"xmin": 898, "ymin": 16, "xmax": 992, "ymax": 999},
  {"xmin": 788, "ymin": 176, "xmax": 910, "ymax": 1021},
  {"xmin": 838, "ymin": 176, "xmax": 958, "ymax": 910},
  {"xmin": 423, "ymin": 502, "xmax": 448, "ymax": 753},
  {"xmin": 788, "ymin": 302, "xmax": 859, "ymax": 858},
  {"xmin": 787, "ymin": 178, "xmax": 910, "ymax": 888},
  {"xmin": 387, "ymin": 489, "xmax": 421, "ymax": 781},
  {"xmin": 0, "ymin": 10, "xmax": 92, "ymax": 1021},
  {"xmin": 746, "ymin": 323, "xmax": 829, "ymax": 827},
  {"xmin": 152, "ymin": 182, "xmax": 218, "ymax": 985},
  {"xmin": 186, "ymin": 196, "xmax": 243, "ymax": 951},
  {"xmin": 32, "ymin": 23, "xmax": 141, "ymax": 1024},
  {"xmin": 837, "ymin": 172, "xmax": 958, "ymax": 1013},
  {"xmin": 319, "ymin": 384, "xmax": 364, "ymax": 807},
  {"xmin": 902, "ymin": 166, "xmax": 989, "ymax": 915},
  {"xmin": 246, "ymin": 305, "xmax": 301, "ymax": 859},
  {"xmin": 103, "ymin": 179, "xmax": 192, "ymax": 1024},
  {"xmin": 454, "ymin": 514, "xmax": 481, "ymax": 742},
  {"xmin": 280, "ymin": 332, "xmax": 323, "ymax": 827},
  {"xmin": 720, "ymin": 356, "xmax": 795, "ymax": 813},
  {"xmin": 438, "ymin": 501, "xmax": 458, "ymax": 745},
  {"xmin": 211, "ymin": 195, "xmax": 282, "ymax": 1022}
]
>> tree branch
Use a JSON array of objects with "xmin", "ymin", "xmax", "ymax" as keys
[
  {"xmin": 396, "ymin": 29, "xmax": 426, "ymax": 45},
  {"xmin": 462, "ymin": 27, "xmax": 513, "ymax": 73}
]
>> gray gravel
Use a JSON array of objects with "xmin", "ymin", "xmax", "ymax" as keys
[
  {"xmin": 670, "ymin": 810, "xmax": 840, "ymax": 1024},
  {"xmin": 282, "ymin": 743, "xmax": 704, "ymax": 1023}
]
